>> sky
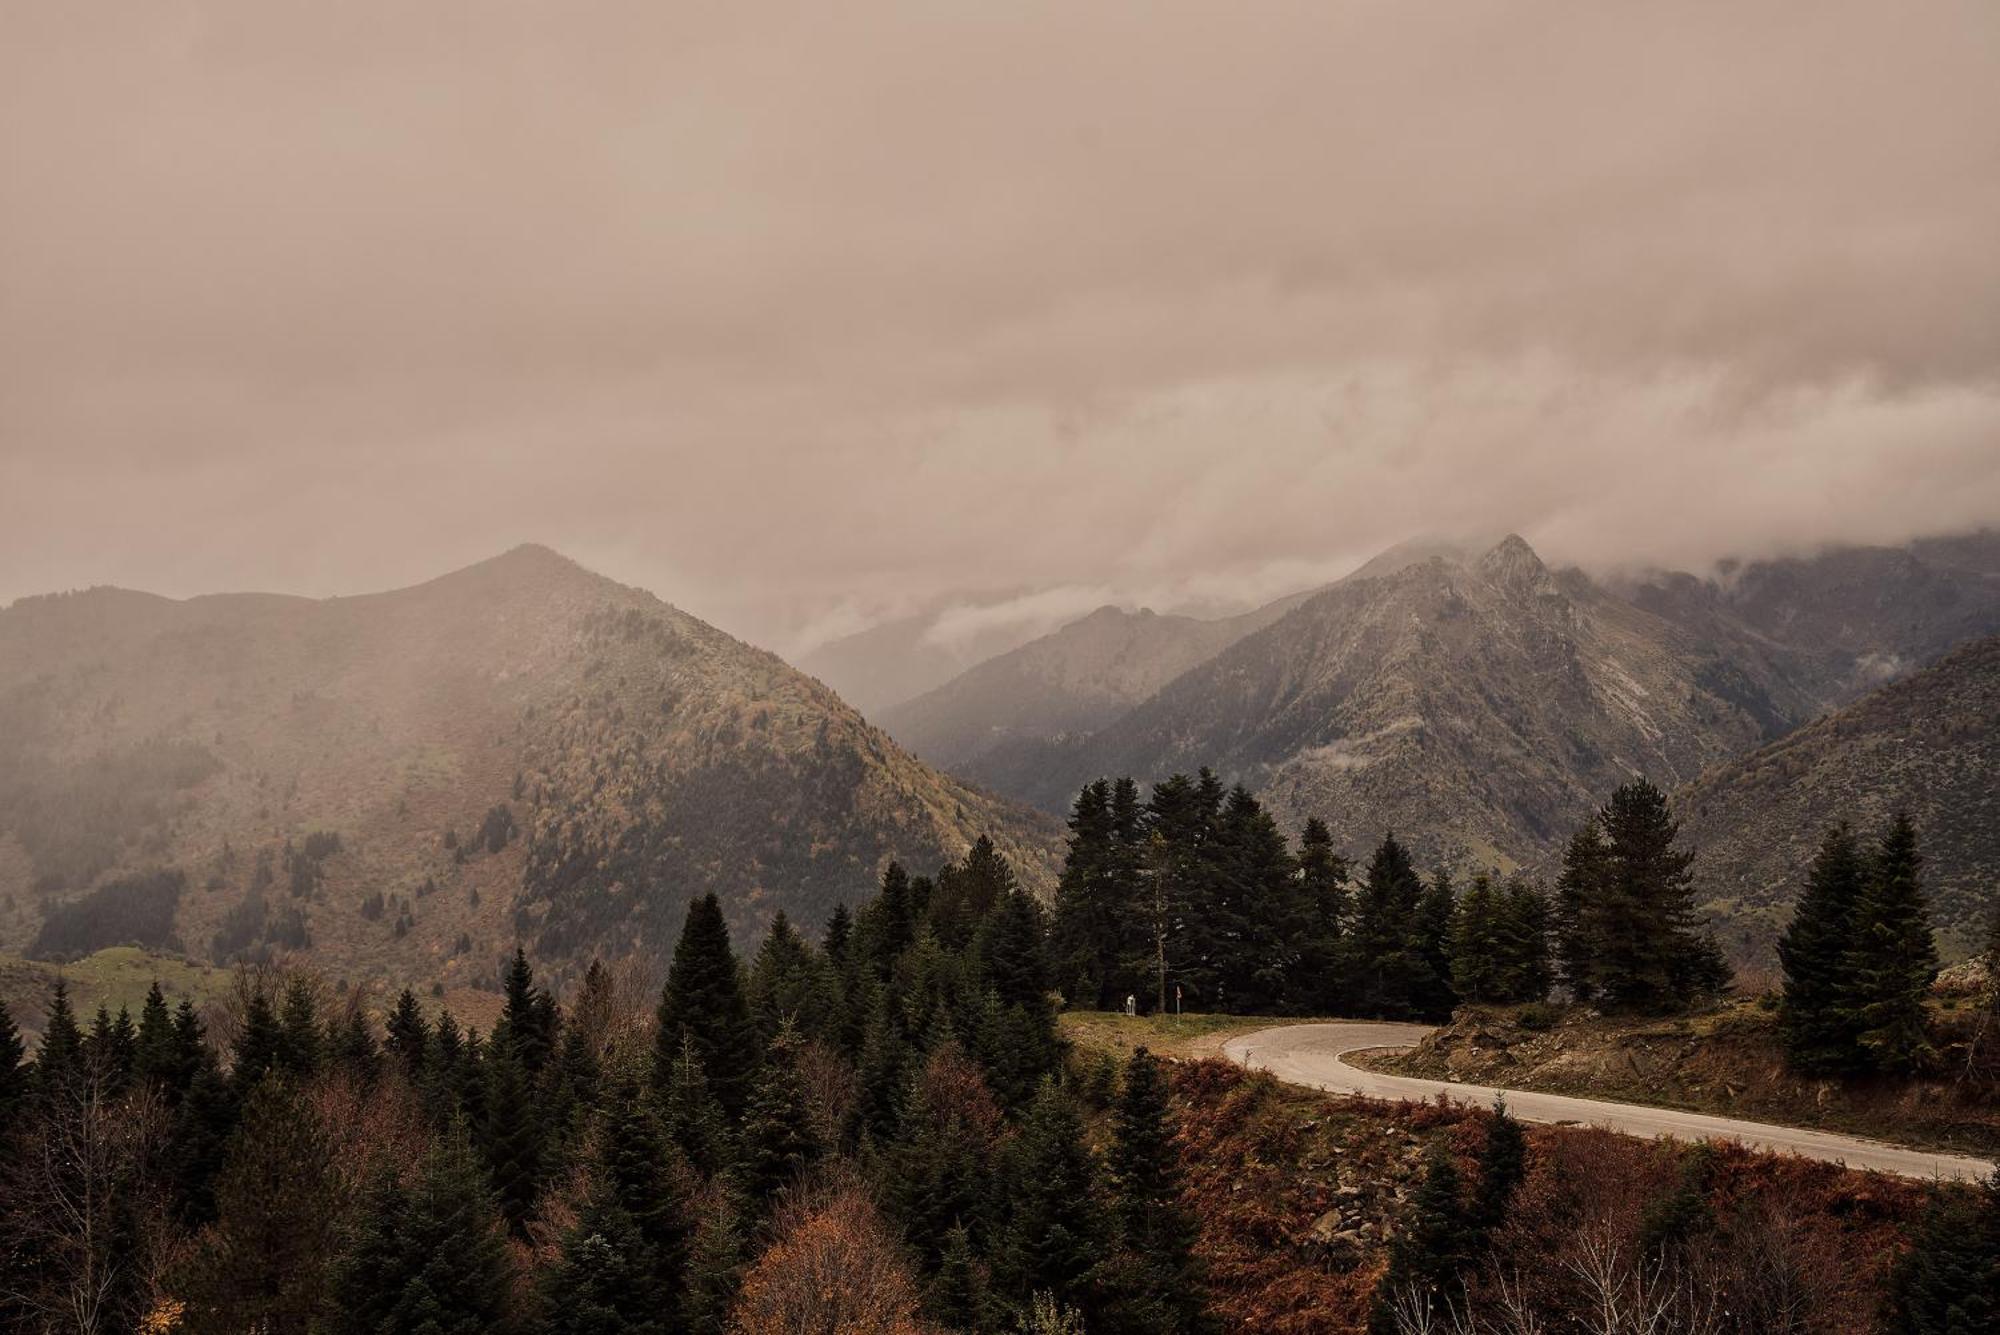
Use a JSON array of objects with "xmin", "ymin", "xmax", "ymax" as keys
[{"xmin": 4, "ymin": 1, "xmax": 1998, "ymax": 656}]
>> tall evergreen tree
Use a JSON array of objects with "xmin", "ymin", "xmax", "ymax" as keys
[
  {"xmin": 232, "ymin": 984, "xmax": 284, "ymax": 1090},
  {"xmin": 737, "ymin": 1028, "xmax": 818, "ymax": 1211},
  {"xmin": 1052, "ymin": 779, "xmax": 1120, "ymax": 1010},
  {"xmin": 1369, "ymin": 1140, "xmax": 1472, "ymax": 1334},
  {"xmin": 275, "ymin": 976, "xmax": 323, "ymax": 1077},
  {"xmin": 385, "ymin": 987, "xmax": 431, "ymax": 1080},
  {"xmin": 133, "ymin": 982, "xmax": 177, "ymax": 1091},
  {"xmin": 594, "ymin": 1063, "xmax": 690, "ymax": 1304},
  {"xmin": 1557, "ymin": 781, "xmax": 1728, "ymax": 1011},
  {"xmin": 536, "ymin": 1197, "xmax": 668, "ymax": 1335},
  {"xmin": 0, "ymin": 997, "xmax": 24, "ymax": 1117},
  {"xmin": 1842, "ymin": 813, "xmax": 1940, "ymax": 1074},
  {"xmin": 1887, "ymin": 1170, "xmax": 2000, "ymax": 1333},
  {"xmin": 179, "ymin": 1075, "xmax": 342, "ymax": 1332},
  {"xmin": 994, "ymin": 1080, "xmax": 1102, "ymax": 1317},
  {"xmin": 659, "ymin": 1031, "xmax": 730, "ymax": 1176},
  {"xmin": 1469, "ymin": 1098, "xmax": 1527, "ymax": 1233},
  {"xmin": 1348, "ymin": 834, "xmax": 1429, "ymax": 1019},
  {"xmin": 1105, "ymin": 1047, "xmax": 1210, "ymax": 1333},
  {"xmin": 328, "ymin": 1123, "xmax": 517, "ymax": 1335},
  {"xmin": 34, "ymin": 978, "xmax": 84, "ymax": 1094},
  {"xmin": 653, "ymin": 893, "xmax": 755, "ymax": 1120},
  {"xmin": 1779, "ymin": 822, "xmax": 1867, "ymax": 1072},
  {"xmin": 1296, "ymin": 817, "xmax": 1350, "ymax": 1014},
  {"xmin": 886, "ymin": 1041, "xmax": 1002, "ymax": 1267},
  {"xmin": 1449, "ymin": 874, "xmax": 1508, "ymax": 1005},
  {"xmin": 480, "ymin": 1040, "xmax": 546, "ymax": 1237}
]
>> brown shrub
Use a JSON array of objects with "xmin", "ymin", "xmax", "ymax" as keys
[{"xmin": 729, "ymin": 1180, "xmax": 933, "ymax": 1335}]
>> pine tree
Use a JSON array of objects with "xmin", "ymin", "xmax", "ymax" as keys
[
  {"xmin": 275, "ymin": 976, "xmax": 323, "ymax": 1076},
  {"xmin": 1842, "ymin": 813, "xmax": 1940, "ymax": 1074},
  {"xmin": 681, "ymin": 1177, "xmax": 749, "ymax": 1335},
  {"xmin": 749, "ymin": 910, "xmax": 832, "ymax": 1046},
  {"xmin": 1557, "ymin": 781, "xmax": 1728, "ymax": 1012},
  {"xmin": 1369, "ymin": 1140, "xmax": 1472, "ymax": 1333},
  {"xmin": 1887, "ymin": 1170, "xmax": 2000, "ymax": 1333},
  {"xmin": 386, "ymin": 987, "xmax": 431, "ymax": 1080},
  {"xmin": 328, "ymin": 1122, "xmax": 517, "ymax": 1335},
  {"xmin": 929, "ymin": 1222, "xmax": 993, "ymax": 1332},
  {"xmin": 34, "ymin": 978, "xmax": 84, "ymax": 1095},
  {"xmin": 660, "ymin": 1031, "xmax": 731, "ymax": 1176},
  {"xmin": 1494, "ymin": 878, "xmax": 1554, "ymax": 1004},
  {"xmin": 480, "ymin": 1039, "xmax": 546, "ymax": 1237},
  {"xmin": 1204, "ymin": 786, "xmax": 1301, "ymax": 1014},
  {"xmin": 133, "ymin": 982, "xmax": 176, "ymax": 1090},
  {"xmin": 232, "ymin": 984, "xmax": 283, "ymax": 1090},
  {"xmin": 862, "ymin": 861, "xmax": 918, "ymax": 970},
  {"xmin": 594, "ymin": 1064, "xmax": 690, "ymax": 1304},
  {"xmin": 886, "ymin": 1041, "xmax": 1002, "ymax": 1266},
  {"xmin": 1449, "ymin": 874, "xmax": 1506, "ymax": 1004},
  {"xmin": 994, "ymin": 1080, "xmax": 1102, "ymax": 1316},
  {"xmin": 1409, "ymin": 871, "xmax": 1458, "ymax": 1020},
  {"xmin": 1296, "ymin": 817, "xmax": 1350, "ymax": 1014},
  {"xmin": 1554, "ymin": 823, "xmax": 1611, "ymax": 1004},
  {"xmin": 1052, "ymin": 779, "xmax": 1119, "ymax": 1009},
  {"xmin": 496, "ymin": 945, "xmax": 556, "ymax": 1071},
  {"xmin": 1469, "ymin": 1098, "xmax": 1527, "ymax": 1233},
  {"xmin": 179, "ymin": 1075, "xmax": 342, "ymax": 1331},
  {"xmin": 855, "ymin": 985, "xmax": 911, "ymax": 1143},
  {"xmin": 824, "ymin": 901, "xmax": 854, "ymax": 969},
  {"xmin": 1779, "ymin": 822, "xmax": 1867, "ymax": 1073},
  {"xmin": 737, "ymin": 1027, "xmax": 818, "ymax": 1211},
  {"xmin": 1105, "ymin": 1047, "xmax": 1210, "ymax": 1333},
  {"xmin": 1349, "ymin": 834, "xmax": 1428, "ymax": 1019},
  {"xmin": 0, "ymin": 997, "xmax": 24, "ymax": 1117},
  {"xmin": 537, "ymin": 1197, "xmax": 669, "ymax": 1335},
  {"xmin": 653, "ymin": 893, "xmax": 755, "ymax": 1120}
]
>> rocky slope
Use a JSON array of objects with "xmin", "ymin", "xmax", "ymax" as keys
[
  {"xmin": 881, "ymin": 594, "xmax": 1311, "ymax": 776},
  {"xmin": 1676, "ymin": 634, "xmax": 2000, "ymax": 960},
  {"xmin": 0, "ymin": 546, "xmax": 1060, "ymax": 989},
  {"xmin": 988, "ymin": 537, "xmax": 1789, "ymax": 875}
]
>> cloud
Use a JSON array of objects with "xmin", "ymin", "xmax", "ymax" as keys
[{"xmin": 3, "ymin": 2, "xmax": 1997, "ymax": 651}]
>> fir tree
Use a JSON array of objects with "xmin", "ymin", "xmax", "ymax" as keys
[
  {"xmin": 1449, "ymin": 874, "xmax": 1507, "ymax": 1004},
  {"xmin": 1556, "ymin": 781, "xmax": 1728, "ymax": 1012},
  {"xmin": 0, "ymin": 997, "xmax": 24, "ymax": 1117},
  {"xmin": 232, "ymin": 984, "xmax": 283, "ymax": 1090},
  {"xmin": 537, "ymin": 1197, "xmax": 669, "ymax": 1335},
  {"xmin": 1886, "ymin": 1170, "xmax": 2000, "ymax": 1333},
  {"xmin": 748, "ymin": 910, "xmax": 833, "ymax": 1046},
  {"xmin": 1843, "ymin": 813, "xmax": 1940, "ymax": 1074},
  {"xmin": 179, "ymin": 1075, "xmax": 342, "ymax": 1332},
  {"xmin": 275, "ymin": 976, "xmax": 323, "ymax": 1076},
  {"xmin": 1369, "ymin": 1140, "xmax": 1472, "ymax": 1334},
  {"xmin": 329, "ymin": 1122, "xmax": 517, "ymax": 1335},
  {"xmin": 994, "ymin": 1080, "xmax": 1102, "ymax": 1316},
  {"xmin": 1348, "ymin": 834, "xmax": 1429, "ymax": 1019},
  {"xmin": 682, "ymin": 1177, "xmax": 749, "ymax": 1335},
  {"xmin": 1469, "ymin": 1097, "xmax": 1527, "ymax": 1233},
  {"xmin": 886, "ymin": 1041, "xmax": 1002, "ymax": 1266},
  {"xmin": 653, "ymin": 893, "xmax": 755, "ymax": 1120},
  {"xmin": 660, "ymin": 1031, "xmax": 731, "ymax": 1176},
  {"xmin": 1779, "ymin": 822, "xmax": 1867, "ymax": 1072},
  {"xmin": 132, "ymin": 983, "xmax": 178, "ymax": 1093},
  {"xmin": 1296, "ymin": 817, "xmax": 1350, "ymax": 1014},
  {"xmin": 34, "ymin": 978, "xmax": 84, "ymax": 1095},
  {"xmin": 496, "ymin": 945, "xmax": 556, "ymax": 1071},
  {"xmin": 480, "ymin": 1040, "xmax": 546, "ymax": 1237},
  {"xmin": 930, "ymin": 1222, "xmax": 994, "ymax": 1333},
  {"xmin": 1105, "ymin": 1047, "xmax": 1210, "ymax": 1333},
  {"xmin": 737, "ymin": 1027, "xmax": 818, "ymax": 1211},
  {"xmin": 824, "ymin": 901, "xmax": 854, "ymax": 969},
  {"xmin": 1410, "ymin": 870, "xmax": 1459, "ymax": 1020},
  {"xmin": 385, "ymin": 987, "xmax": 431, "ymax": 1080},
  {"xmin": 594, "ymin": 1064, "xmax": 690, "ymax": 1304}
]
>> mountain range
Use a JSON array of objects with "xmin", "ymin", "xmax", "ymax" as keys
[
  {"xmin": 0, "ymin": 546, "xmax": 1060, "ymax": 990},
  {"xmin": 879, "ymin": 530, "xmax": 2000, "ymax": 954}
]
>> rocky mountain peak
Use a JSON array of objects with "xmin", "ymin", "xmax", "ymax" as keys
[{"xmin": 1474, "ymin": 533, "xmax": 1556, "ymax": 595}]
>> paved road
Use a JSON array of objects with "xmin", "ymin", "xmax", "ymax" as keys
[{"xmin": 1221, "ymin": 1022, "xmax": 1996, "ymax": 1183}]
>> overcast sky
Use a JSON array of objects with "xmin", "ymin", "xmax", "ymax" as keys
[{"xmin": 5, "ymin": 2, "xmax": 1998, "ymax": 654}]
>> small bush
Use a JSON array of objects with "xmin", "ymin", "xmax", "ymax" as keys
[{"xmin": 1516, "ymin": 1001, "xmax": 1563, "ymax": 1031}]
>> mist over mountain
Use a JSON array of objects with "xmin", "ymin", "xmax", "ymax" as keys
[
  {"xmin": 887, "ymin": 532, "xmax": 2000, "ymax": 917},
  {"xmin": 0, "ymin": 546, "xmax": 1060, "ymax": 988}
]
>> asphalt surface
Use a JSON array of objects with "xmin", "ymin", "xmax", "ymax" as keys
[{"xmin": 1220, "ymin": 1021, "xmax": 1996, "ymax": 1183}]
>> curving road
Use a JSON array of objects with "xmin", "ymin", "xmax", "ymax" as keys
[{"xmin": 1220, "ymin": 1022, "xmax": 1996, "ymax": 1183}]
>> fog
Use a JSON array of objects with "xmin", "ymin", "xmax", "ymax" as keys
[{"xmin": 4, "ymin": 2, "xmax": 1997, "ymax": 653}]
